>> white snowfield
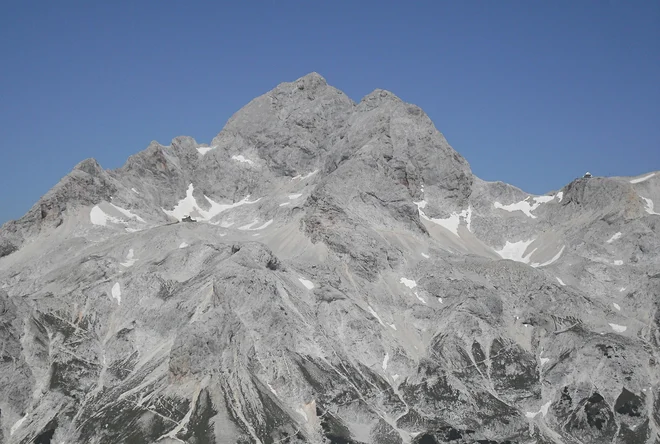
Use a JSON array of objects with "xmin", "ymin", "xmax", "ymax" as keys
[
  {"xmin": 196, "ymin": 146, "xmax": 217, "ymax": 155},
  {"xmin": 495, "ymin": 239, "xmax": 564, "ymax": 268},
  {"xmin": 162, "ymin": 183, "xmax": 260, "ymax": 222},
  {"xmin": 399, "ymin": 277, "xmax": 417, "ymax": 289},
  {"xmin": 630, "ymin": 172, "xmax": 656, "ymax": 184},
  {"xmin": 291, "ymin": 170, "xmax": 318, "ymax": 181},
  {"xmin": 90, "ymin": 203, "xmax": 145, "ymax": 227},
  {"xmin": 120, "ymin": 249, "xmax": 136, "ymax": 267},
  {"xmin": 238, "ymin": 219, "xmax": 273, "ymax": 231},
  {"xmin": 556, "ymin": 277, "xmax": 565, "ymax": 286},
  {"xmin": 525, "ymin": 401, "xmax": 551, "ymax": 419},
  {"xmin": 231, "ymin": 155, "xmax": 254, "ymax": 165},
  {"xmin": 606, "ymin": 232, "xmax": 622, "ymax": 243},
  {"xmin": 419, "ymin": 206, "xmax": 472, "ymax": 235},
  {"xmin": 609, "ymin": 323, "xmax": 627, "ymax": 333},
  {"xmin": 493, "ymin": 195, "xmax": 555, "ymax": 219},
  {"xmin": 111, "ymin": 283, "xmax": 121, "ymax": 305},
  {"xmin": 298, "ymin": 277, "xmax": 314, "ymax": 290},
  {"xmin": 382, "ymin": 353, "xmax": 389, "ymax": 370},
  {"xmin": 613, "ymin": 303, "xmax": 621, "ymax": 311},
  {"xmin": 179, "ymin": 242, "xmax": 189, "ymax": 249},
  {"xmin": 641, "ymin": 197, "xmax": 660, "ymax": 215}
]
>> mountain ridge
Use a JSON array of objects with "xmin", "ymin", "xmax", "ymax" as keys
[{"xmin": 1, "ymin": 72, "xmax": 660, "ymax": 444}]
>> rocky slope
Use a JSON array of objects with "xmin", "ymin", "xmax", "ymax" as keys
[{"xmin": 1, "ymin": 73, "xmax": 659, "ymax": 444}]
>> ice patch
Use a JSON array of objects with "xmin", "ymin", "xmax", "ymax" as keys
[
  {"xmin": 630, "ymin": 172, "xmax": 655, "ymax": 183},
  {"xmin": 288, "ymin": 193, "xmax": 302, "ymax": 199},
  {"xmin": 10, "ymin": 415, "xmax": 27, "ymax": 436},
  {"xmin": 368, "ymin": 306, "xmax": 385, "ymax": 327},
  {"xmin": 641, "ymin": 197, "xmax": 660, "ymax": 215},
  {"xmin": 613, "ymin": 260, "xmax": 623, "ymax": 266},
  {"xmin": 131, "ymin": 187, "xmax": 139, "ymax": 194},
  {"xmin": 382, "ymin": 353, "xmax": 389, "ymax": 370},
  {"xmin": 494, "ymin": 195, "xmax": 553, "ymax": 218},
  {"xmin": 231, "ymin": 155, "xmax": 254, "ymax": 165},
  {"xmin": 413, "ymin": 200, "xmax": 427, "ymax": 209},
  {"xmin": 495, "ymin": 239, "xmax": 536, "ymax": 263},
  {"xmin": 298, "ymin": 277, "xmax": 314, "ymax": 290},
  {"xmin": 179, "ymin": 242, "xmax": 188, "ymax": 249},
  {"xmin": 419, "ymin": 206, "xmax": 473, "ymax": 235},
  {"xmin": 279, "ymin": 202, "xmax": 291, "ymax": 207},
  {"xmin": 613, "ymin": 303, "xmax": 621, "ymax": 311},
  {"xmin": 607, "ymin": 232, "xmax": 622, "ymax": 243},
  {"xmin": 619, "ymin": 287, "xmax": 626, "ymax": 292},
  {"xmin": 555, "ymin": 191, "xmax": 563, "ymax": 202},
  {"xmin": 556, "ymin": 277, "xmax": 565, "ymax": 286},
  {"xmin": 163, "ymin": 183, "xmax": 260, "ymax": 222},
  {"xmin": 111, "ymin": 283, "xmax": 121, "ymax": 305},
  {"xmin": 525, "ymin": 401, "xmax": 551, "ymax": 418},
  {"xmin": 196, "ymin": 145, "xmax": 216, "ymax": 155},
  {"xmin": 389, "ymin": 323, "xmax": 397, "ymax": 330},
  {"xmin": 399, "ymin": 278, "xmax": 417, "ymax": 289},
  {"xmin": 531, "ymin": 245, "xmax": 565, "ymax": 268},
  {"xmin": 120, "ymin": 249, "xmax": 136, "ymax": 267},
  {"xmin": 421, "ymin": 253, "xmax": 430, "ymax": 258},
  {"xmin": 609, "ymin": 323, "xmax": 627, "ymax": 332}
]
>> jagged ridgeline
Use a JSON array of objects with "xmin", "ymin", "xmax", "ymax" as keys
[{"xmin": 1, "ymin": 73, "xmax": 660, "ymax": 444}]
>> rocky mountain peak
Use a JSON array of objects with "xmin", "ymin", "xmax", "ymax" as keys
[{"xmin": 1, "ymin": 74, "xmax": 659, "ymax": 444}]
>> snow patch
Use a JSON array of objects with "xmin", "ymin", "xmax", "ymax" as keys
[
  {"xmin": 414, "ymin": 291, "xmax": 427, "ymax": 304},
  {"xmin": 555, "ymin": 191, "xmax": 563, "ymax": 202},
  {"xmin": 179, "ymin": 242, "xmax": 188, "ymax": 248},
  {"xmin": 296, "ymin": 407, "xmax": 308, "ymax": 422},
  {"xmin": 267, "ymin": 382, "xmax": 277, "ymax": 395},
  {"xmin": 525, "ymin": 401, "xmax": 551, "ymax": 418},
  {"xmin": 607, "ymin": 232, "xmax": 622, "ymax": 243},
  {"xmin": 298, "ymin": 277, "xmax": 314, "ymax": 290},
  {"xmin": 399, "ymin": 278, "xmax": 417, "ymax": 289},
  {"xmin": 389, "ymin": 323, "xmax": 397, "ymax": 330},
  {"xmin": 421, "ymin": 253, "xmax": 430, "ymax": 258},
  {"xmin": 392, "ymin": 374, "xmax": 400, "ymax": 382},
  {"xmin": 613, "ymin": 260, "xmax": 623, "ymax": 266},
  {"xmin": 609, "ymin": 323, "xmax": 627, "ymax": 332},
  {"xmin": 288, "ymin": 193, "xmax": 302, "ymax": 199},
  {"xmin": 110, "ymin": 204, "xmax": 145, "ymax": 223},
  {"xmin": 619, "ymin": 287, "xmax": 626, "ymax": 292},
  {"xmin": 556, "ymin": 277, "xmax": 565, "ymax": 286},
  {"xmin": 539, "ymin": 351, "xmax": 549, "ymax": 366},
  {"xmin": 10, "ymin": 415, "xmax": 27, "ymax": 436},
  {"xmin": 419, "ymin": 206, "xmax": 473, "ymax": 235},
  {"xmin": 613, "ymin": 303, "xmax": 621, "ymax": 311},
  {"xmin": 368, "ymin": 306, "xmax": 385, "ymax": 327},
  {"xmin": 90, "ymin": 205, "xmax": 123, "ymax": 226},
  {"xmin": 111, "ymin": 283, "xmax": 121, "ymax": 305},
  {"xmin": 231, "ymin": 155, "xmax": 254, "ymax": 165},
  {"xmin": 531, "ymin": 245, "xmax": 565, "ymax": 268},
  {"xmin": 163, "ymin": 183, "xmax": 260, "ymax": 222},
  {"xmin": 494, "ymin": 195, "xmax": 553, "ymax": 218},
  {"xmin": 196, "ymin": 146, "xmax": 216, "ymax": 155},
  {"xmin": 630, "ymin": 172, "xmax": 655, "ymax": 184},
  {"xmin": 413, "ymin": 200, "xmax": 427, "ymax": 209},
  {"xmin": 291, "ymin": 170, "xmax": 319, "ymax": 181},
  {"xmin": 279, "ymin": 202, "xmax": 291, "ymax": 207},
  {"xmin": 131, "ymin": 187, "xmax": 139, "ymax": 194},
  {"xmin": 495, "ymin": 239, "xmax": 536, "ymax": 263},
  {"xmin": 382, "ymin": 353, "xmax": 389, "ymax": 370},
  {"xmin": 120, "ymin": 249, "xmax": 136, "ymax": 267},
  {"xmin": 239, "ymin": 219, "xmax": 273, "ymax": 230},
  {"xmin": 641, "ymin": 197, "xmax": 660, "ymax": 215}
]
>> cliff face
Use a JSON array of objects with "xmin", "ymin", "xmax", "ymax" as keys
[{"xmin": 1, "ymin": 73, "xmax": 659, "ymax": 444}]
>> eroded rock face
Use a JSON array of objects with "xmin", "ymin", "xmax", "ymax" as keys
[{"xmin": 1, "ymin": 73, "xmax": 660, "ymax": 443}]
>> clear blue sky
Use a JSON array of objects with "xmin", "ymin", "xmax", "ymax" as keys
[{"xmin": 1, "ymin": 1, "xmax": 659, "ymax": 224}]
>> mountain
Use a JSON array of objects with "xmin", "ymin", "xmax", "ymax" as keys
[{"xmin": 1, "ymin": 72, "xmax": 659, "ymax": 444}]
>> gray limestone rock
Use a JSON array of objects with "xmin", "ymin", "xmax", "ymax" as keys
[{"xmin": 1, "ymin": 73, "xmax": 659, "ymax": 443}]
